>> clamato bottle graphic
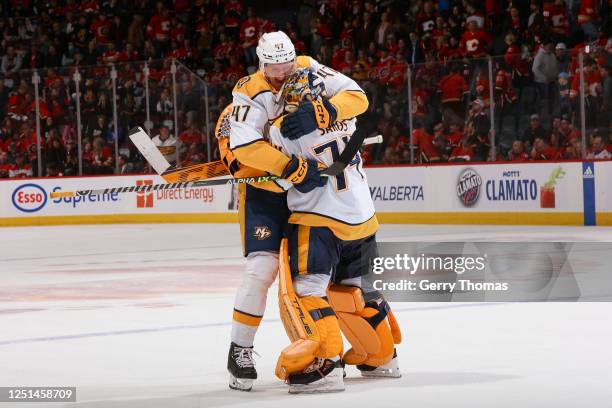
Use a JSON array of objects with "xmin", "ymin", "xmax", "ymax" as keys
[{"xmin": 540, "ymin": 167, "xmax": 565, "ymax": 209}]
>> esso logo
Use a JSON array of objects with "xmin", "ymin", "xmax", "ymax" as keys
[{"xmin": 12, "ymin": 183, "xmax": 48, "ymax": 213}]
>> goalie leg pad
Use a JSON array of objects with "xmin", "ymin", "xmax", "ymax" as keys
[
  {"xmin": 276, "ymin": 239, "xmax": 343, "ymax": 380},
  {"xmin": 276, "ymin": 294, "xmax": 343, "ymax": 379},
  {"xmin": 327, "ymin": 284, "xmax": 402, "ymax": 368}
]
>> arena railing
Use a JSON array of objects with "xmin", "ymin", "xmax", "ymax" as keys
[
  {"xmin": 8, "ymin": 46, "xmax": 611, "ymax": 178},
  {"xmin": 359, "ymin": 45, "xmax": 609, "ymax": 164},
  {"xmin": 20, "ymin": 59, "xmax": 219, "ymax": 177}
]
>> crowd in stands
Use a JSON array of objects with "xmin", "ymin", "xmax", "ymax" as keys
[{"xmin": 0, "ymin": 0, "xmax": 610, "ymax": 179}]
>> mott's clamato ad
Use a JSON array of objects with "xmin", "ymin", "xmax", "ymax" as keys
[
  {"xmin": 0, "ymin": 162, "xmax": 611, "ymax": 226},
  {"xmin": 456, "ymin": 165, "xmax": 568, "ymax": 209}
]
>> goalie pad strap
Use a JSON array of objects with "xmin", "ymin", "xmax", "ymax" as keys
[
  {"xmin": 309, "ymin": 307, "xmax": 336, "ymax": 321},
  {"xmin": 364, "ymin": 299, "xmax": 390, "ymax": 329}
]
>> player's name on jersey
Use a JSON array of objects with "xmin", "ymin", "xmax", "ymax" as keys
[{"xmin": 319, "ymin": 119, "xmax": 351, "ymax": 135}]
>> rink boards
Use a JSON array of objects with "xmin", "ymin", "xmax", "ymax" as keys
[{"xmin": 1, "ymin": 161, "xmax": 610, "ymax": 226}]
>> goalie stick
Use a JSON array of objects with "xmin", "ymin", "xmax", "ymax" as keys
[
  {"xmin": 49, "ymin": 131, "xmax": 382, "ymax": 199},
  {"xmin": 321, "ymin": 130, "xmax": 367, "ymax": 177},
  {"xmin": 128, "ymin": 127, "xmax": 229, "ymax": 183}
]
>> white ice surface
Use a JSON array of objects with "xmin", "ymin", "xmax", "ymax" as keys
[{"xmin": 0, "ymin": 224, "xmax": 611, "ymax": 408}]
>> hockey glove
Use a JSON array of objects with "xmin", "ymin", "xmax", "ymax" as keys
[
  {"xmin": 281, "ymin": 155, "xmax": 327, "ymax": 193},
  {"xmin": 280, "ymin": 97, "xmax": 338, "ymax": 140}
]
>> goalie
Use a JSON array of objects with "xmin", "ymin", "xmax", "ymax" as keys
[{"xmin": 267, "ymin": 68, "xmax": 402, "ymax": 394}]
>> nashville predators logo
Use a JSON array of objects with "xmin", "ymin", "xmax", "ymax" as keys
[
  {"xmin": 235, "ymin": 76, "xmax": 251, "ymax": 89},
  {"xmin": 253, "ymin": 226, "xmax": 272, "ymax": 240}
]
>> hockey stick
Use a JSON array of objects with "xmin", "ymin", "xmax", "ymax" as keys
[
  {"xmin": 128, "ymin": 127, "xmax": 229, "ymax": 183},
  {"xmin": 49, "ymin": 134, "xmax": 383, "ymax": 199},
  {"xmin": 321, "ymin": 130, "xmax": 368, "ymax": 177}
]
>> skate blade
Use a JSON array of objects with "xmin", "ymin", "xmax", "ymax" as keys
[
  {"xmin": 229, "ymin": 375, "xmax": 253, "ymax": 392},
  {"xmin": 360, "ymin": 369, "xmax": 401, "ymax": 378},
  {"xmin": 288, "ymin": 385, "xmax": 345, "ymax": 394},
  {"xmin": 360, "ymin": 358, "xmax": 401, "ymax": 378},
  {"xmin": 288, "ymin": 367, "xmax": 345, "ymax": 394}
]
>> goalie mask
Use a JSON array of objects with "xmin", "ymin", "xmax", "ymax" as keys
[{"xmin": 280, "ymin": 68, "xmax": 326, "ymax": 113}]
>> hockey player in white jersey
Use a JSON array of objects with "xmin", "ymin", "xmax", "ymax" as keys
[
  {"xmin": 266, "ymin": 68, "xmax": 402, "ymax": 393},
  {"xmin": 227, "ymin": 31, "xmax": 377, "ymax": 392}
]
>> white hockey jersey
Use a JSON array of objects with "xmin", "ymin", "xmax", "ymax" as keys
[
  {"xmin": 229, "ymin": 56, "xmax": 369, "ymax": 179},
  {"xmin": 268, "ymin": 119, "xmax": 378, "ymax": 241}
]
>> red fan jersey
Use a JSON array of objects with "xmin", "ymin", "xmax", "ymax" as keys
[
  {"xmin": 504, "ymin": 44, "xmax": 531, "ymax": 77},
  {"xmin": 223, "ymin": 65, "xmax": 245, "ymax": 86},
  {"xmin": 413, "ymin": 128, "xmax": 440, "ymax": 161},
  {"xmin": 147, "ymin": 14, "xmax": 171, "ymax": 41},
  {"xmin": 240, "ymin": 19, "xmax": 259, "ymax": 48},
  {"xmin": 495, "ymin": 70, "xmax": 518, "ymax": 105},
  {"xmin": 91, "ymin": 18, "xmax": 112, "ymax": 44},
  {"xmin": 439, "ymin": 73, "xmax": 469, "ymax": 103},
  {"xmin": 508, "ymin": 151, "xmax": 529, "ymax": 161},
  {"xmin": 450, "ymin": 145, "xmax": 474, "ymax": 161},
  {"xmin": 388, "ymin": 62, "xmax": 408, "ymax": 88},
  {"xmin": 578, "ymin": 0, "xmax": 597, "ymax": 23},
  {"xmin": 80, "ymin": 0, "xmax": 99, "ymax": 13},
  {"xmin": 461, "ymin": 29, "xmax": 491, "ymax": 58}
]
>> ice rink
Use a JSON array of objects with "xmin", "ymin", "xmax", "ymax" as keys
[{"xmin": 1, "ymin": 223, "xmax": 611, "ymax": 408}]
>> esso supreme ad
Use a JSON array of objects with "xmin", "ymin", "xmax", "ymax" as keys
[{"xmin": 12, "ymin": 183, "xmax": 48, "ymax": 213}]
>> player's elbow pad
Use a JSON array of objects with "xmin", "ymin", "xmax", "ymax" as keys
[{"xmin": 331, "ymin": 91, "xmax": 369, "ymax": 120}]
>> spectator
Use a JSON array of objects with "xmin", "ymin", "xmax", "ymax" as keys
[
  {"xmin": 461, "ymin": 21, "xmax": 491, "ymax": 59},
  {"xmin": 412, "ymin": 121, "xmax": 440, "ymax": 163},
  {"xmin": 152, "ymin": 125, "xmax": 179, "ymax": 164},
  {"xmin": 406, "ymin": 31, "xmax": 426, "ymax": 65},
  {"xmin": 532, "ymin": 40, "xmax": 560, "ymax": 113},
  {"xmin": 449, "ymin": 138, "xmax": 474, "ymax": 162},
  {"xmin": 556, "ymin": 71, "xmax": 572, "ymax": 117},
  {"xmin": 9, "ymin": 154, "xmax": 33, "ymax": 178},
  {"xmin": 561, "ymin": 139, "xmax": 583, "ymax": 159},
  {"xmin": 0, "ymin": 151, "xmax": 11, "ymax": 177},
  {"xmin": 530, "ymin": 137, "xmax": 561, "ymax": 160},
  {"xmin": 240, "ymin": 8, "xmax": 259, "ymax": 68},
  {"xmin": 90, "ymin": 137, "xmax": 114, "ymax": 174},
  {"xmin": 555, "ymin": 43, "xmax": 570, "ymax": 72},
  {"xmin": 521, "ymin": 114, "xmax": 548, "ymax": 148},
  {"xmin": 586, "ymin": 136, "xmax": 611, "ymax": 159},
  {"xmin": 466, "ymin": 99, "xmax": 490, "ymax": 161},
  {"xmin": 118, "ymin": 154, "xmax": 135, "ymax": 174},
  {"xmin": 438, "ymin": 63, "xmax": 469, "ymax": 125},
  {"xmin": 508, "ymin": 140, "xmax": 529, "ymax": 161},
  {"xmin": 46, "ymin": 162, "xmax": 64, "ymax": 177}
]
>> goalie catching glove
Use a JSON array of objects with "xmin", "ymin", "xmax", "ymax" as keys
[
  {"xmin": 281, "ymin": 155, "xmax": 327, "ymax": 193},
  {"xmin": 280, "ymin": 68, "xmax": 337, "ymax": 140}
]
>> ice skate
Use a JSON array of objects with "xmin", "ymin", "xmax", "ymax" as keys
[
  {"xmin": 228, "ymin": 342, "xmax": 258, "ymax": 391},
  {"xmin": 287, "ymin": 358, "xmax": 345, "ymax": 394},
  {"xmin": 356, "ymin": 349, "xmax": 401, "ymax": 378}
]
